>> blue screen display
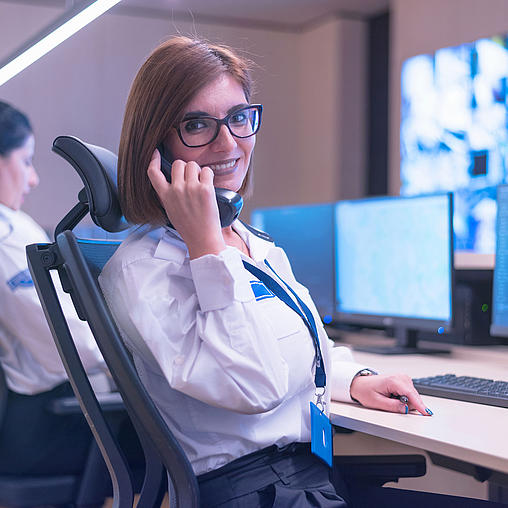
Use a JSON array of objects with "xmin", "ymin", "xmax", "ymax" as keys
[
  {"xmin": 491, "ymin": 185, "xmax": 508, "ymax": 335},
  {"xmin": 335, "ymin": 194, "xmax": 452, "ymax": 324},
  {"xmin": 251, "ymin": 203, "xmax": 335, "ymax": 321},
  {"xmin": 401, "ymin": 35, "xmax": 508, "ymax": 253}
]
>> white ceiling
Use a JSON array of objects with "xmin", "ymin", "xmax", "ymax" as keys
[{"xmin": 2, "ymin": 0, "xmax": 390, "ymax": 30}]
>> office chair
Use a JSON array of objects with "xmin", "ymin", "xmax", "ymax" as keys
[
  {"xmin": 26, "ymin": 136, "xmax": 425, "ymax": 508},
  {"xmin": 26, "ymin": 135, "xmax": 197, "ymax": 508}
]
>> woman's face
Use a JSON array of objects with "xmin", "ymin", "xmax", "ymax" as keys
[
  {"xmin": 0, "ymin": 134, "xmax": 39, "ymax": 210},
  {"xmin": 167, "ymin": 73, "xmax": 256, "ymax": 193}
]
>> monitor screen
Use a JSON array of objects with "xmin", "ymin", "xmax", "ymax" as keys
[
  {"xmin": 491, "ymin": 185, "xmax": 508, "ymax": 337},
  {"xmin": 400, "ymin": 35, "xmax": 508, "ymax": 254},
  {"xmin": 334, "ymin": 193, "xmax": 454, "ymax": 353},
  {"xmin": 250, "ymin": 203, "xmax": 335, "ymax": 322}
]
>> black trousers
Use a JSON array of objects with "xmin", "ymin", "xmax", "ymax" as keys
[
  {"xmin": 198, "ymin": 443, "xmax": 347, "ymax": 508},
  {"xmin": 0, "ymin": 381, "xmax": 143, "ymax": 476},
  {"xmin": 197, "ymin": 443, "xmax": 507, "ymax": 508}
]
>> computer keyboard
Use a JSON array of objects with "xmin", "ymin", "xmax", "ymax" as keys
[{"xmin": 412, "ymin": 374, "xmax": 508, "ymax": 409}]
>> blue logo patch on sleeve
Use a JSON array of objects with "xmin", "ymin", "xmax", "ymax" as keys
[
  {"xmin": 250, "ymin": 280, "xmax": 275, "ymax": 301},
  {"xmin": 7, "ymin": 269, "xmax": 34, "ymax": 290}
]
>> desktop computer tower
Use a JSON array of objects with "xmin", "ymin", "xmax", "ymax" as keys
[{"xmin": 420, "ymin": 268, "xmax": 505, "ymax": 346}]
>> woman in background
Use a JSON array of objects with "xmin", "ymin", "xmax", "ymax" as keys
[{"xmin": 0, "ymin": 100, "xmax": 106, "ymax": 475}]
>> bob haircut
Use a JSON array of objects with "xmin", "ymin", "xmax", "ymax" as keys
[
  {"xmin": 119, "ymin": 36, "xmax": 255, "ymax": 226},
  {"xmin": 0, "ymin": 101, "xmax": 32, "ymax": 156}
]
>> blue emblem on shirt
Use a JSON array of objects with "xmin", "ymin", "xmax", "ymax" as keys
[
  {"xmin": 250, "ymin": 280, "xmax": 274, "ymax": 301},
  {"xmin": 7, "ymin": 269, "xmax": 34, "ymax": 290}
]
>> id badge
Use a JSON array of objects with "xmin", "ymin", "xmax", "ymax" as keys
[{"xmin": 310, "ymin": 401, "xmax": 333, "ymax": 467}]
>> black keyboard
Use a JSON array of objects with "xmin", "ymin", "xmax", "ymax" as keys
[{"xmin": 412, "ymin": 374, "xmax": 508, "ymax": 409}]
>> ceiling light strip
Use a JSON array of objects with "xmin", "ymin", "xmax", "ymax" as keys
[{"xmin": 0, "ymin": 0, "xmax": 122, "ymax": 87}]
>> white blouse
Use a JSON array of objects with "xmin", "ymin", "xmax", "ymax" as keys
[
  {"xmin": 99, "ymin": 220, "xmax": 367, "ymax": 475},
  {"xmin": 0, "ymin": 204, "xmax": 105, "ymax": 395}
]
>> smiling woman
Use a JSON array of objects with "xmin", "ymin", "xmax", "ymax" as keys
[
  {"xmin": 118, "ymin": 36, "xmax": 256, "ymax": 227},
  {"xmin": 99, "ymin": 35, "xmax": 417, "ymax": 508},
  {"xmin": 101, "ymin": 36, "xmax": 357, "ymax": 507},
  {"xmin": 166, "ymin": 74, "xmax": 257, "ymax": 196}
]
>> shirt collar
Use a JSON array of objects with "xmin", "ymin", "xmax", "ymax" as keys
[
  {"xmin": 0, "ymin": 203, "xmax": 17, "ymax": 242},
  {"xmin": 157, "ymin": 220, "xmax": 275, "ymax": 263},
  {"xmin": 0, "ymin": 202, "xmax": 19, "ymax": 222},
  {"xmin": 232, "ymin": 220, "xmax": 274, "ymax": 262}
]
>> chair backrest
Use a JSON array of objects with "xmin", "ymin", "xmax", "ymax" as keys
[
  {"xmin": 52, "ymin": 136, "xmax": 129, "ymax": 236},
  {"xmin": 26, "ymin": 136, "xmax": 199, "ymax": 508}
]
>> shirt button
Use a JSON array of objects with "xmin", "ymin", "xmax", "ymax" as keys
[{"xmin": 174, "ymin": 355, "xmax": 185, "ymax": 366}]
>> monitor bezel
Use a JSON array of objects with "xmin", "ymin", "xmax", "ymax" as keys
[{"xmin": 333, "ymin": 192, "xmax": 455, "ymax": 334}]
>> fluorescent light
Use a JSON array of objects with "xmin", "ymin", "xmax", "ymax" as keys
[{"xmin": 0, "ymin": 0, "xmax": 122, "ymax": 87}]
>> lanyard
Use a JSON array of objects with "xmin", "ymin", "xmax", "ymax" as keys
[{"xmin": 242, "ymin": 259, "xmax": 326, "ymax": 390}]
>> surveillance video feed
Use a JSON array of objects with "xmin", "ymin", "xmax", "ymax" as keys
[{"xmin": 400, "ymin": 35, "xmax": 508, "ymax": 253}]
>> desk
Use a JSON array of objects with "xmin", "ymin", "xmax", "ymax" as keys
[{"xmin": 329, "ymin": 334, "xmax": 508, "ymax": 483}]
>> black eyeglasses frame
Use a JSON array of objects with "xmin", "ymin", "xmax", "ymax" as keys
[{"xmin": 175, "ymin": 104, "xmax": 263, "ymax": 148}]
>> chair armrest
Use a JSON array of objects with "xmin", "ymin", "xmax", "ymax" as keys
[
  {"xmin": 49, "ymin": 392, "xmax": 125, "ymax": 415},
  {"xmin": 333, "ymin": 454, "xmax": 426, "ymax": 488}
]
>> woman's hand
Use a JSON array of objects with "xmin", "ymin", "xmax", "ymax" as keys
[
  {"xmin": 349, "ymin": 373, "xmax": 433, "ymax": 416},
  {"xmin": 147, "ymin": 149, "xmax": 226, "ymax": 259}
]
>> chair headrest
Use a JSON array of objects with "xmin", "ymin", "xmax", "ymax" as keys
[{"xmin": 52, "ymin": 135, "xmax": 129, "ymax": 233}]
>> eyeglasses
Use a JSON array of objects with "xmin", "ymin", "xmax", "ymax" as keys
[{"xmin": 175, "ymin": 104, "xmax": 263, "ymax": 148}]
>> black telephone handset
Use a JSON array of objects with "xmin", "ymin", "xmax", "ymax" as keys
[{"xmin": 157, "ymin": 145, "xmax": 243, "ymax": 228}]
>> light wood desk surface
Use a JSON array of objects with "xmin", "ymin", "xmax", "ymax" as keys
[{"xmin": 329, "ymin": 333, "xmax": 508, "ymax": 476}]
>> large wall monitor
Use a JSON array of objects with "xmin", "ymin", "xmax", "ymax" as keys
[
  {"xmin": 491, "ymin": 185, "xmax": 508, "ymax": 337},
  {"xmin": 400, "ymin": 35, "xmax": 508, "ymax": 255},
  {"xmin": 251, "ymin": 203, "xmax": 335, "ymax": 323},
  {"xmin": 335, "ymin": 193, "xmax": 454, "ymax": 354}
]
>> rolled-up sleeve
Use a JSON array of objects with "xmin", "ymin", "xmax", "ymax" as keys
[
  {"xmin": 329, "ymin": 345, "xmax": 370, "ymax": 403},
  {"xmin": 190, "ymin": 247, "xmax": 253, "ymax": 311}
]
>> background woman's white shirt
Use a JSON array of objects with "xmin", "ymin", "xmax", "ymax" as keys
[
  {"xmin": 0, "ymin": 203, "xmax": 105, "ymax": 394},
  {"xmin": 99, "ymin": 220, "xmax": 367, "ymax": 475}
]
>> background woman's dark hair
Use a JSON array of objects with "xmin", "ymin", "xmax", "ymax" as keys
[
  {"xmin": 119, "ymin": 36, "xmax": 254, "ymax": 226},
  {"xmin": 0, "ymin": 101, "xmax": 32, "ymax": 156}
]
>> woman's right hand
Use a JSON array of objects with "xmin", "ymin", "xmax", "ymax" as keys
[{"xmin": 147, "ymin": 149, "xmax": 226, "ymax": 259}]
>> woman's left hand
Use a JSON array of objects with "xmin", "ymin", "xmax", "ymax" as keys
[{"xmin": 349, "ymin": 373, "xmax": 433, "ymax": 416}]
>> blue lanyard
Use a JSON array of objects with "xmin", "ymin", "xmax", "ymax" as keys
[{"xmin": 242, "ymin": 260, "xmax": 326, "ymax": 389}]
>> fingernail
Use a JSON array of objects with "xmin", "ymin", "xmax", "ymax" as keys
[
  {"xmin": 425, "ymin": 408, "xmax": 433, "ymax": 416},
  {"xmin": 404, "ymin": 405, "xmax": 409, "ymax": 414}
]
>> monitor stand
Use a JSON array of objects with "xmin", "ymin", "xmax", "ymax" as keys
[{"xmin": 353, "ymin": 327, "xmax": 451, "ymax": 355}]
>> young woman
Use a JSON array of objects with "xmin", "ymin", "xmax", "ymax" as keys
[
  {"xmin": 97, "ymin": 36, "xmax": 427, "ymax": 507},
  {"xmin": 0, "ymin": 100, "xmax": 105, "ymax": 474}
]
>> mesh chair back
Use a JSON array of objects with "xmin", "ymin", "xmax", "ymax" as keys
[{"xmin": 63, "ymin": 233, "xmax": 199, "ymax": 507}]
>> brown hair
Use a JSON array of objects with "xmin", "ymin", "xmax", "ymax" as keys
[{"xmin": 118, "ymin": 36, "xmax": 254, "ymax": 225}]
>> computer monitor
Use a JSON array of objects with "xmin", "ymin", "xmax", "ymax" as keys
[
  {"xmin": 400, "ymin": 35, "xmax": 508, "ymax": 255},
  {"xmin": 334, "ymin": 193, "xmax": 454, "ymax": 354},
  {"xmin": 250, "ymin": 203, "xmax": 335, "ymax": 323},
  {"xmin": 490, "ymin": 185, "xmax": 508, "ymax": 338}
]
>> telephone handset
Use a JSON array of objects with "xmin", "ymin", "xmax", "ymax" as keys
[{"xmin": 157, "ymin": 145, "xmax": 243, "ymax": 228}]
